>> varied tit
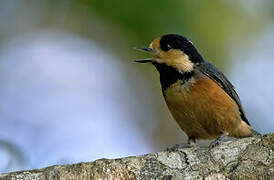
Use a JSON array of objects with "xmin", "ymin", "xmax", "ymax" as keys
[{"xmin": 135, "ymin": 34, "xmax": 257, "ymax": 147}]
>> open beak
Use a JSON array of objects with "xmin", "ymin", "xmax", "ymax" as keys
[{"xmin": 134, "ymin": 47, "xmax": 153, "ymax": 63}]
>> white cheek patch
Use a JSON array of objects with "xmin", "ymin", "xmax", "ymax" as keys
[
  {"xmin": 149, "ymin": 42, "xmax": 153, "ymax": 49},
  {"xmin": 155, "ymin": 54, "xmax": 194, "ymax": 72},
  {"xmin": 174, "ymin": 55, "xmax": 194, "ymax": 72}
]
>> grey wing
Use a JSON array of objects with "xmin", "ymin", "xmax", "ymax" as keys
[{"xmin": 197, "ymin": 62, "xmax": 250, "ymax": 125}]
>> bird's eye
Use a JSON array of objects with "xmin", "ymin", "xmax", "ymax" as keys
[{"xmin": 167, "ymin": 44, "xmax": 172, "ymax": 49}]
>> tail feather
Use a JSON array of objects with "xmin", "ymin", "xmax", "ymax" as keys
[
  {"xmin": 233, "ymin": 121, "xmax": 253, "ymax": 138},
  {"xmin": 234, "ymin": 121, "xmax": 261, "ymax": 138}
]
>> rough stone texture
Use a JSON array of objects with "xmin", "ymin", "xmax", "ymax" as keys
[{"xmin": 0, "ymin": 134, "xmax": 273, "ymax": 180}]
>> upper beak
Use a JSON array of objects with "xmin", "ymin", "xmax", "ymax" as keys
[
  {"xmin": 134, "ymin": 47, "xmax": 152, "ymax": 53},
  {"xmin": 134, "ymin": 47, "xmax": 153, "ymax": 63}
]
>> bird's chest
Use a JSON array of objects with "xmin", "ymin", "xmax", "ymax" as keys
[
  {"xmin": 164, "ymin": 79, "xmax": 196, "ymax": 116},
  {"xmin": 163, "ymin": 76, "xmax": 219, "ymax": 138}
]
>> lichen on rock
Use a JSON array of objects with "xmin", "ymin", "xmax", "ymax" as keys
[{"xmin": 0, "ymin": 134, "xmax": 273, "ymax": 180}]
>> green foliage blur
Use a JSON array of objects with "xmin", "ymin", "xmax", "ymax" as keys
[{"xmin": 77, "ymin": 0, "xmax": 267, "ymax": 67}]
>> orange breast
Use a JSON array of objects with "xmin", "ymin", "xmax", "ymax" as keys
[{"xmin": 164, "ymin": 74, "xmax": 249, "ymax": 140}]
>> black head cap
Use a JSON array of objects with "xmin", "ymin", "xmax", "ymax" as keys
[{"xmin": 160, "ymin": 34, "xmax": 204, "ymax": 63}]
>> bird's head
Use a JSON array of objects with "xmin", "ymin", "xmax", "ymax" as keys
[{"xmin": 135, "ymin": 34, "xmax": 204, "ymax": 73}]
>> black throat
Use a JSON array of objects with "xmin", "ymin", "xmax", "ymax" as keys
[{"xmin": 152, "ymin": 63, "xmax": 194, "ymax": 92}]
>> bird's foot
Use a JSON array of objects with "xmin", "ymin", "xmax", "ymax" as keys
[
  {"xmin": 209, "ymin": 139, "xmax": 221, "ymax": 148},
  {"xmin": 166, "ymin": 143, "xmax": 192, "ymax": 152},
  {"xmin": 209, "ymin": 133, "xmax": 229, "ymax": 148}
]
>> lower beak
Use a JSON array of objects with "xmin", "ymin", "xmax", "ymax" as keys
[{"xmin": 135, "ymin": 59, "xmax": 153, "ymax": 63}]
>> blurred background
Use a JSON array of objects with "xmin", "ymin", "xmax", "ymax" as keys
[{"xmin": 0, "ymin": 0, "xmax": 273, "ymax": 173}]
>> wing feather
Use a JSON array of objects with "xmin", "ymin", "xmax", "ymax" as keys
[{"xmin": 197, "ymin": 62, "xmax": 250, "ymax": 125}]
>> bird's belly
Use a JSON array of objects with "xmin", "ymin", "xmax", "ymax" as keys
[{"xmin": 164, "ymin": 76, "xmax": 242, "ymax": 140}]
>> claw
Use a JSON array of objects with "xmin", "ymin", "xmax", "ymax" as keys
[
  {"xmin": 209, "ymin": 133, "xmax": 229, "ymax": 148},
  {"xmin": 209, "ymin": 139, "xmax": 221, "ymax": 148}
]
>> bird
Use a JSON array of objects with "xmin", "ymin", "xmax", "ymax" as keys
[{"xmin": 135, "ymin": 34, "xmax": 258, "ymax": 148}]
